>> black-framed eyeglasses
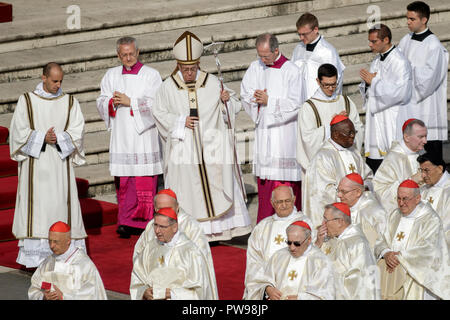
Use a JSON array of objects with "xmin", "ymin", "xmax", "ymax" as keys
[
  {"xmin": 320, "ymin": 82, "xmax": 337, "ymax": 89},
  {"xmin": 286, "ymin": 236, "xmax": 310, "ymax": 247},
  {"xmin": 323, "ymin": 216, "xmax": 341, "ymax": 224}
]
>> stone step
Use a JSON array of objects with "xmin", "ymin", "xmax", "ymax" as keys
[
  {"xmin": 1, "ymin": 0, "xmax": 448, "ymax": 85},
  {"xmin": 0, "ymin": 0, "xmax": 383, "ymax": 54}
]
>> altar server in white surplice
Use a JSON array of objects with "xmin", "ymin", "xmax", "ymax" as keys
[
  {"xmin": 417, "ymin": 153, "xmax": 450, "ymax": 248},
  {"xmin": 10, "ymin": 63, "xmax": 87, "ymax": 268},
  {"xmin": 252, "ymin": 221, "xmax": 335, "ymax": 300},
  {"xmin": 29, "ymin": 222, "xmax": 106, "ymax": 300},
  {"xmin": 398, "ymin": 1, "xmax": 449, "ymax": 160},
  {"xmin": 316, "ymin": 203, "xmax": 381, "ymax": 300},
  {"xmin": 297, "ymin": 63, "xmax": 363, "ymax": 174},
  {"xmin": 302, "ymin": 115, "xmax": 373, "ymax": 229},
  {"xmin": 241, "ymin": 33, "xmax": 305, "ymax": 224},
  {"xmin": 337, "ymin": 173, "xmax": 387, "ymax": 250},
  {"xmin": 359, "ymin": 24, "xmax": 412, "ymax": 174},
  {"xmin": 130, "ymin": 208, "xmax": 218, "ymax": 300},
  {"xmin": 291, "ymin": 13, "xmax": 345, "ymax": 99},
  {"xmin": 153, "ymin": 31, "xmax": 251, "ymax": 242},
  {"xmin": 374, "ymin": 180, "xmax": 450, "ymax": 300},
  {"xmin": 243, "ymin": 184, "xmax": 315, "ymax": 300},
  {"xmin": 96, "ymin": 36, "xmax": 163, "ymax": 238},
  {"xmin": 373, "ymin": 119, "xmax": 427, "ymax": 215}
]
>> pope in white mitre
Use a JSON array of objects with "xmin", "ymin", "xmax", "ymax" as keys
[
  {"xmin": 251, "ymin": 220, "xmax": 335, "ymax": 300},
  {"xmin": 29, "ymin": 222, "xmax": 106, "ymax": 300},
  {"xmin": 302, "ymin": 115, "xmax": 373, "ymax": 229},
  {"xmin": 243, "ymin": 184, "xmax": 315, "ymax": 299},
  {"xmin": 152, "ymin": 31, "xmax": 251, "ymax": 241},
  {"xmin": 130, "ymin": 208, "xmax": 217, "ymax": 300},
  {"xmin": 9, "ymin": 62, "xmax": 87, "ymax": 268},
  {"xmin": 375, "ymin": 179, "xmax": 450, "ymax": 300}
]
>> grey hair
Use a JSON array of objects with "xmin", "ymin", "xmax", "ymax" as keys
[
  {"xmin": 286, "ymin": 224, "xmax": 311, "ymax": 240},
  {"xmin": 403, "ymin": 119, "xmax": 426, "ymax": 136},
  {"xmin": 255, "ymin": 33, "xmax": 279, "ymax": 52},
  {"xmin": 345, "ymin": 178, "xmax": 365, "ymax": 192},
  {"xmin": 116, "ymin": 36, "xmax": 139, "ymax": 52},
  {"xmin": 154, "ymin": 213, "xmax": 177, "ymax": 225},
  {"xmin": 324, "ymin": 204, "xmax": 351, "ymax": 225},
  {"xmin": 271, "ymin": 185, "xmax": 294, "ymax": 201},
  {"xmin": 153, "ymin": 193, "xmax": 179, "ymax": 208}
]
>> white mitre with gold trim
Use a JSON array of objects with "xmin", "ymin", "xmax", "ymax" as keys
[{"xmin": 173, "ymin": 31, "xmax": 203, "ymax": 65}]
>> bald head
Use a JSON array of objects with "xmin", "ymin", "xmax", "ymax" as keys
[
  {"xmin": 41, "ymin": 62, "xmax": 63, "ymax": 94},
  {"xmin": 154, "ymin": 193, "xmax": 179, "ymax": 212}
]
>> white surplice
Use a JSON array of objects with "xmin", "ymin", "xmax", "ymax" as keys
[
  {"xmin": 296, "ymin": 88, "xmax": 364, "ymax": 173},
  {"xmin": 350, "ymin": 191, "xmax": 387, "ymax": 250},
  {"xmin": 153, "ymin": 70, "xmax": 251, "ymax": 241},
  {"xmin": 420, "ymin": 171, "xmax": 450, "ymax": 248},
  {"xmin": 374, "ymin": 202, "xmax": 450, "ymax": 300},
  {"xmin": 240, "ymin": 56, "xmax": 305, "ymax": 181},
  {"xmin": 28, "ymin": 244, "xmax": 107, "ymax": 300},
  {"xmin": 249, "ymin": 245, "xmax": 336, "ymax": 300},
  {"xmin": 96, "ymin": 64, "xmax": 163, "ymax": 177},
  {"xmin": 359, "ymin": 46, "xmax": 412, "ymax": 160},
  {"xmin": 302, "ymin": 138, "xmax": 373, "ymax": 229},
  {"xmin": 324, "ymin": 224, "xmax": 381, "ymax": 300},
  {"xmin": 130, "ymin": 231, "xmax": 218, "ymax": 300},
  {"xmin": 10, "ymin": 86, "xmax": 87, "ymax": 268},
  {"xmin": 243, "ymin": 208, "xmax": 316, "ymax": 299},
  {"xmin": 398, "ymin": 29, "xmax": 449, "ymax": 141},
  {"xmin": 373, "ymin": 140, "xmax": 422, "ymax": 214},
  {"xmin": 291, "ymin": 36, "xmax": 345, "ymax": 99}
]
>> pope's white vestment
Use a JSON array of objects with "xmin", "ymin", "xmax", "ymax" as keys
[
  {"xmin": 243, "ymin": 208, "xmax": 315, "ymax": 299},
  {"xmin": 420, "ymin": 171, "xmax": 450, "ymax": 248},
  {"xmin": 359, "ymin": 46, "xmax": 412, "ymax": 160},
  {"xmin": 130, "ymin": 231, "xmax": 218, "ymax": 300},
  {"xmin": 373, "ymin": 140, "xmax": 422, "ymax": 214},
  {"xmin": 302, "ymin": 138, "xmax": 373, "ymax": 229},
  {"xmin": 297, "ymin": 88, "xmax": 364, "ymax": 173},
  {"xmin": 291, "ymin": 35, "xmax": 345, "ymax": 99},
  {"xmin": 374, "ymin": 202, "xmax": 450, "ymax": 300},
  {"xmin": 398, "ymin": 29, "xmax": 449, "ymax": 141},
  {"xmin": 322, "ymin": 224, "xmax": 380, "ymax": 300},
  {"xmin": 250, "ymin": 244, "xmax": 336, "ymax": 300},
  {"xmin": 350, "ymin": 191, "xmax": 387, "ymax": 250},
  {"xmin": 29, "ymin": 244, "xmax": 107, "ymax": 300},
  {"xmin": 10, "ymin": 86, "xmax": 87, "ymax": 267},
  {"xmin": 153, "ymin": 69, "xmax": 251, "ymax": 241}
]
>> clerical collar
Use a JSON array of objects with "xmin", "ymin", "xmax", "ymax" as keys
[
  {"xmin": 351, "ymin": 194, "xmax": 364, "ymax": 212},
  {"xmin": 54, "ymin": 242, "xmax": 75, "ymax": 262},
  {"xmin": 313, "ymin": 86, "xmax": 338, "ymax": 101},
  {"xmin": 400, "ymin": 139, "xmax": 419, "ymax": 155},
  {"xmin": 34, "ymin": 82, "xmax": 63, "ymax": 98},
  {"xmin": 268, "ymin": 53, "xmax": 288, "ymax": 69},
  {"xmin": 434, "ymin": 170, "xmax": 449, "ymax": 188},
  {"xmin": 306, "ymin": 35, "xmax": 321, "ymax": 52},
  {"xmin": 380, "ymin": 45, "xmax": 395, "ymax": 62},
  {"xmin": 411, "ymin": 28, "xmax": 433, "ymax": 42},
  {"xmin": 122, "ymin": 61, "xmax": 143, "ymax": 75},
  {"xmin": 273, "ymin": 208, "xmax": 297, "ymax": 221},
  {"xmin": 329, "ymin": 137, "xmax": 346, "ymax": 151}
]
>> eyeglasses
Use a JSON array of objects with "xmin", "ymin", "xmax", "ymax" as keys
[
  {"xmin": 336, "ymin": 188, "xmax": 358, "ymax": 195},
  {"xmin": 397, "ymin": 196, "xmax": 415, "ymax": 203},
  {"xmin": 418, "ymin": 166, "xmax": 436, "ymax": 174},
  {"xmin": 323, "ymin": 216, "xmax": 341, "ymax": 224},
  {"xmin": 298, "ymin": 29, "xmax": 314, "ymax": 38},
  {"xmin": 339, "ymin": 130, "xmax": 357, "ymax": 137},
  {"xmin": 320, "ymin": 82, "xmax": 337, "ymax": 89},
  {"xmin": 286, "ymin": 236, "xmax": 310, "ymax": 247},
  {"xmin": 118, "ymin": 52, "xmax": 138, "ymax": 59},
  {"xmin": 272, "ymin": 198, "xmax": 294, "ymax": 206}
]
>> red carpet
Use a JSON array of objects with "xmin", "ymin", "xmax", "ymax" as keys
[{"xmin": 0, "ymin": 225, "xmax": 247, "ymax": 300}]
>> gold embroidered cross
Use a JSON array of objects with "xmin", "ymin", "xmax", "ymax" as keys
[
  {"xmin": 348, "ymin": 163, "xmax": 356, "ymax": 173},
  {"xmin": 158, "ymin": 256, "xmax": 165, "ymax": 265},
  {"xmin": 324, "ymin": 247, "xmax": 331, "ymax": 255},
  {"xmin": 274, "ymin": 234, "xmax": 284, "ymax": 245},
  {"xmin": 428, "ymin": 196, "xmax": 434, "ymax": 204},
  {"xmin": 396, "ymin": 232, "xmax": 405, "ymax": 241},
  {"xmin": 288, "ymin": 270, "xmax": 297, "ymax": 281}
]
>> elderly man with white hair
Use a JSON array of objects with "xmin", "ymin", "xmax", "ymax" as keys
[
  {"xmin": 251, "ymin": 220, "xmax": 335, "ymax": 300},
  {"xmin": 337, "ymin": 173, "xmax": 387, "ymax": 249},
  {"xmin": 316, "ymin": 202, "xmax": 380, "ymax": 300},
  {"xmin": 375, "ymin": 179, "xmax": 450, "ymax": 300},
  {"xmin": 244, "ymin": 184, "xmax": 315, "ymax": 299}
]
